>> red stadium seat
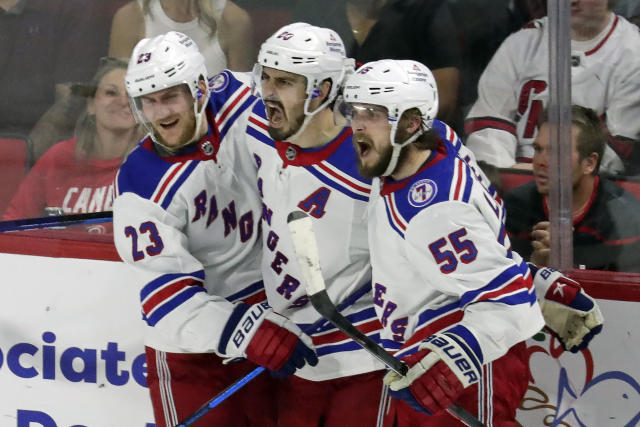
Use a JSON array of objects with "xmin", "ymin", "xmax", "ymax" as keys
[
  {"xmin": 615, "ymin": 177, "xmax": 640, "ymax": 200},
  {"xmin": 0, "ymin": 138, "xmax": 28, "ymax": 216},
  {"xmin": 499, "ymin": 168, "xmax": 534, "ymax": 193},
  {"xmin": 499, "ymin": 168, "xmax": 640, "ymax": 201}
]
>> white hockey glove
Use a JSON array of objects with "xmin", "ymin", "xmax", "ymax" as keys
[
  {"xmin": 530, "ymin": 264, "xmax": 604, "ymax": 352},
  {"xmin": 218, "ymin": 301, "xmax": 318, "ymax": 376},
  {"xmin": 383, "ymin": 332, "xmax": 480, "ymax": 415}
]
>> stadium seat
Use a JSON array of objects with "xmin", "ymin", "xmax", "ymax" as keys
[
  {"xmin": 499, "ymin": 168, "xmax": 640, "ymax": 201},
  {"xmin": 499, "ymin": 168, "xmax": 534, "ymax": 194},
  {"xmin": 0, "ymin": 138, "xmax": 28, "ymax": 216},
  {"xmin": 615, "ymin": 177, "xmax": 640, "ymax": 200}
]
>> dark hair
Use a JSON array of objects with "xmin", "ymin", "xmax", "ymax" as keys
[
  {"xmin": 73, "ymin": 57, "xmax": 129, "ymax": 160},
  {"xmin": 399, "ymin": 108, "xmax": 439, "ymax": 150},
  {"xmin": 538, "ymin": 105, "xmax": 605, "ymax": 174},
  {"xmin": 477, "ymin": 160, "xmax": 504, "ymax": 196}
]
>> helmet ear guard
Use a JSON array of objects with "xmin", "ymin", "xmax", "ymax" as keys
[{"xmin": 332, "ymin": 95, "xmax": 350, "ymax": 128}]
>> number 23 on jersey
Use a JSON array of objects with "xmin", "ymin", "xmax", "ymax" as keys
[{"xmin": 124, "ymin": 221, "xmax": 164, "ymax": 261}]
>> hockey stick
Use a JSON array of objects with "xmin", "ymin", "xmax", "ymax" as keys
[
  {"xmin": 176, "ymin": 365, "xmax": 266, "ymax": 427},
  {"xmin": 0, "ymin": 211, "xmax": 113, "ymax": 232},
  {"xmin": 287, "ymin": 210, "xmax": 486, "ymax": 427},
  {"xmin": 177, "ymin": 281, "xmax": 372, "ymax": 427}
]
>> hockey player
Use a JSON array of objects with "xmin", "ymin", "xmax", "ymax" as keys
[
  {"xmin": 112, "ymin": 31, "xmax": 317, "ymax": 427},
  {"xmin": 244, "ymin": 23, "xmax": 387, "ymax": 426},
  {"xmin": 341, "ymin": 59, "xmax": 603, "ymax": 426},
  {"xmin": 465, "ymin": 0, "xmax": 640, "ymax": 175}
]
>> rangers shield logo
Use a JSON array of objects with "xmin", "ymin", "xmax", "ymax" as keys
[
  {"xmin": 408, "ymin": 179, "xmax": 437, "ymax": 207},
  {"xmin": 210, "ymin": 72, "xmax": 229, "ymax": 93}
]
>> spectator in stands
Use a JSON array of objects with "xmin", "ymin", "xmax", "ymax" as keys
[
  {"xmin": 109, "ymin": 0, "xmax": 255, "ymax": 74},
  {"xmin": 449, "ymin": 0, "xmax": 547, "ymax": 118},
  {"xmin": 504, "ymin": 105, "xmax": 640, "ymax": 272},
  {"xmin": 291, "ymin": 0, "xmax": 462, "ymax": 125},
  {"xmin": 614, "ymin": 0, "xmax": 640, "ymax": 25},
  {"xmin": 510, "ymin": 0, "xmax": 548, "ymax": 27},
  {"xmin": 465, "ymin": 0, "xmax": 640, "ymax": 176},
  {"xmin": 1, "ymin": 0, "xmax": 110, "ymax": 159},
  {"xmin": 3, "ymin": 58, "xmax": 142, "ymax": 224}
]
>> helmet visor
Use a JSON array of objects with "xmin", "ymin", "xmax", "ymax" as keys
[
  {"xmin": 129, "ymin": 85, "xmax": 195, "ymax": 126},
  {"xmin": 333, "ymin": 96, "xmax": 390, "ymax": 127}
]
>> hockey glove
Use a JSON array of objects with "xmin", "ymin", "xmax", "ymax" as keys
[
  {"xmin": 219, "ymin": 302, "xmax": 318, "ymax": 376},
  {"xmin": 530, "ymin": 265, "xmax": 604, "ymax": 352},
  {"xmin": 383, "ymin": 333, "xmax": 480, "ymax": 415}
]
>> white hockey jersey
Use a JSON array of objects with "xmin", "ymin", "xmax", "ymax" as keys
[
  {"xmin": 113, "ymin": 71, "xmax": 265, "ymax": 354},
  {"xmin": 369, "ymin": 125, "xmax": 545, "ymax": 366},
  {"xmin": 465, "ymin": 14, "xmax": 640, "ymax": 174},
  {"xmin": 245, "ymin": 109, "xmax": 385, "ymax": 381}
]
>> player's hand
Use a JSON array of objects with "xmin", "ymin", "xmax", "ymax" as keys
[
  {"xmin": 220, "ymin": 302, "xmax": 318, "ymax": 376},
  {"xmin": 530, "ymin": 221, "xmax": 551, "ymax": 266},
  {"xmin": 383, "ymin": 333, "xmax": 480, "ymax": 415},
  {"xmin": 531, "ymin": 266, "xmax": 604, "ymax": 352},
  {"xmin": 246, "ymin": 309, "xmax": 318, "ymax": 376}
]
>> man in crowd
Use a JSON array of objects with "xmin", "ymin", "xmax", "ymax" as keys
[
  {"xmin": 465, "ymin": 0, "xmax": 640, "ymax": 175},
  {"xmin": 505, "ymin": 105, "xmax": 640, "ymax": 272}
]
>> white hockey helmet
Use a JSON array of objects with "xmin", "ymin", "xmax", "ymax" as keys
[
  {"xmin": 255, "ymin": 22, "xmax": 354, "ymax": 117},
  {"xmin": 126, "ymin": 30, "xmax": 207, "ymax": 99},
  {"xmin": 342, "ymin": 59, "xmax": 439, "ymax": 175},
  {"xmin": 125, "ymin": 31, "xmax": 210, "ymax": 150}
]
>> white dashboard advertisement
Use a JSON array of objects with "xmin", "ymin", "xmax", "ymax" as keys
[{"xmin": 0, "ymin": 252, "xmax": 638, "ymax": 426}]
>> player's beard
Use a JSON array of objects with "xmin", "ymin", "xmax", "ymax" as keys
[
  {"xmin": 355, "ymin": 126, "xmax": 414, "ymax": 178},
  {"xmin": 266, "ymin": 101, "xmax": 306, "ymax": 142},
  {"xmin": 152, "ymin": 113, "xmax": 197, "ymax": 154},
  {"xmin": 354, "ymin": 132, "xmax": 393, "ymax": 178}
]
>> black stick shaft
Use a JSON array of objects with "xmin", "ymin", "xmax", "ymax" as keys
[
  {"xmin": 0, "ymin": 211, "xmax": 113, "ymax": 232},
  {"xmin": 310, "ymin": 290, "xmax": 408, "ymax": 376}
]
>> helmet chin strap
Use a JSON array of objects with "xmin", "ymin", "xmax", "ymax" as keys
[
  {"xmin": 381, "ymin": 123, "xmax": 424, "ymax": 177},
  {"xmin": 286, "ymin": 81, "xmax": 335, "ymax": 144},
  {"xmin": 286, "ymin": 114, "xmax": 313, "ymax": 144},
  {"xmin": 287, "ymin": 66, "xmax": 348, "ymax": 144},
  {"xmin": 190, "ymin": 88, "xmax": 211, "ymax": 143}
]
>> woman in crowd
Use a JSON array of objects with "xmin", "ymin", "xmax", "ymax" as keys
[
  {"xmin": 3, "ymin": 57, "xmax": 142, "ymax": 224},
  {"xmin": 109, "ymin": 0, "xmax": 255, "ymax": 74}
]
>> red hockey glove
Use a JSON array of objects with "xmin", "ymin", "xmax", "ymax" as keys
[
  {"xmin": 529, "ymin": 265, "xmax": 604, "ymax": 352},
  {"xmin": 384, "ymin": 333, "xmax": 480, "ymax": 415},
  {"xmin": 219, "ymin": 302, "xmax": 318, "ymax": 376}
]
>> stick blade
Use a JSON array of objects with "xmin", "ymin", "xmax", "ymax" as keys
[
  {"xmin": 287, "ymin": 210, "xmax": 308, "ymax": 224},
  {"xmin": 287, "ymin": 210, "xmax": 326, "ymax": 296}
]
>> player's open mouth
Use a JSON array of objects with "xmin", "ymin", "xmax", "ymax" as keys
[
  {"xmin": 265, "ymin": 101, "xmax": 285, "ymax": 127},
  {"xmin": 353, "ymin": 135, "xmax": 372, "ymax": 158},
  {"xmin": 159, "ymin": 118, "xmax": 179, "ymax": 129}
]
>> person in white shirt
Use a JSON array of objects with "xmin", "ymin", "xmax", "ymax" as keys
[{"xmin": 465, "ymin": 0, "xmax": 640, "ymax": 175}]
